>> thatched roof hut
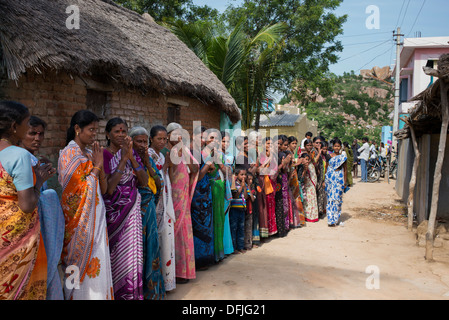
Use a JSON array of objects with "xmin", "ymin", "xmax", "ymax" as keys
[
  {"xmin": 395, "ymin": 54, "xmax": 449, "ymax": 140},
  {"xmin": 395, "ymin": 79, "xmax": 444, "ymax": 140},
  {"xmin": 0, "ymin": 0, "xmax": 241, "ymax": 123},
  {"xmin": 393, "ymin": 53, "xmax": 449, "ymax": 233}
]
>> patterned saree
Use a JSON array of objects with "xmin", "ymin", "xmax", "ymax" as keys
[
  {"xmin": 139, "ymin": 154, "xmax": 166, "ymax": 300},
  {"xmin": 58, "ymin": 141, "xmax": 114, "ymax": 300},
  {"xmin": 103, "ymin": 149, "xmax": 143, "ymax": 300},
  {"xmin": 0, "ymin": 162, "xmax": 47, "ymax": 300},
  {"xmin": 191, "ymin": 159, "xmax": 214, "ymax": 269},
  {"xmin": 303, "ymin": 163, "xmax": 319, "ymax": 222},
  {"xmin": 325, "ymin": 154, "xmax": 347, "ymax": 226},
  {"xmin": 171, "ymin": 147, "xmax": 198, "ymax": 280},
  {"xmin": 149, "ymin": 148, "xmax": 176, "ymax": 292}
]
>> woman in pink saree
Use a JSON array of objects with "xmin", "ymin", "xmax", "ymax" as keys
[{"xmin": 166, "ymin": 123, "xmax": 199, "ymax": 283}]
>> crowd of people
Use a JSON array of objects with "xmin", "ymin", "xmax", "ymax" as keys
[{"xmin": 1, "ymin": 101, "xmax": 358, "ymax": 300}]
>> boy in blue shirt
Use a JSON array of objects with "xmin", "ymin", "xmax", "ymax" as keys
[{"xmin": 230, "ymin": 166, "xmax": 249, "ymax": 253}]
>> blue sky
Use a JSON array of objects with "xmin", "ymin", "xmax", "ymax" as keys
[{"xmin": 191, "ymin": 0, "xmax": 448, "ymax": 75}]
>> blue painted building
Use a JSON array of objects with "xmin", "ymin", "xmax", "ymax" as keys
[{"xmin": 381, "ymin": 125, "xmax": 393, "ymax": 145}]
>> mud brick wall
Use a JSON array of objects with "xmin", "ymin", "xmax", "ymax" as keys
[
  {"xmin": 1, "ymin": 69, "xmax": 222, "ymax": 163},
  {"xmin": 1, "ymin": 69, "xmax": 222, "ymax": 193}
]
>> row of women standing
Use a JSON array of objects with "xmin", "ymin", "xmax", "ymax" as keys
[
  {"xmin": 0, "ymin": 100, "xmax": 349, "ymax": 300},
  {"xmin": 56, "ymin": 111, "xmax": 198, "ymax": 299},
  {"xmin": 252, "ymin": 134, "xmax": 349, "ymax": 236},
  {"xmin": 1, "ymin": 103, "xmax": 164, "ymax": 300},
  {"xmin": 298, "ymin": 136, "xmax": 350, "ymax": 226},
  {"xmin": 0, "ymin": 102, "xmax": 229, "ymax": 300}
]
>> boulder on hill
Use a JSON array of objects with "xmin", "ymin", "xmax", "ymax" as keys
[{"xmin": 360, "ymin": 66, "xmax": 392, "ymax": 81}]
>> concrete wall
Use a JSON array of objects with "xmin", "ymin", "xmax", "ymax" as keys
[
  {"xmin": 411, "ymin": 48, "xmax": 449, "ymax": 97},
  {"xmin": 397, "ymin": 133, "xmax": 449, "ymax": 223},
  {"xmin": 395, "ymin": 138, "xmax": 414, "ymax": 202}
]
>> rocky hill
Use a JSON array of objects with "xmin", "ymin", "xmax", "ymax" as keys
[{"xmin": 280, "ymin": 69, "xmax": 394, "ymax": 144}]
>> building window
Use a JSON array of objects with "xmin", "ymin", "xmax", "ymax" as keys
[
  {"xmin": 167, "ymin": 103, "xmax": 181, "ymax": 124},
  {"xmin": 426, "ymin": 60, "xmax": 436, "ymax": 87},
  {"xmin": 86, "ymin": 89, "xmax": 110, "ymax": 119},
  {"xmin": 399, "ymin": 78, "xmax": 408, "ymax": 103}
]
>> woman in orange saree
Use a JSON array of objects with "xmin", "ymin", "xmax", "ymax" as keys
[
  {"xmin": 58, "ymin": 110, "xmax": 114, "ymax": 300},
  {"xmin": 0, "ymin": 101, "xmax": 53, "ymax": 300},
  {"xmin": 166, "ymin": 123, "xmax": 199, "ymax": 283}
]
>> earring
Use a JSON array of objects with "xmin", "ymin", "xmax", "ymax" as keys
[{"xmin": 76, "ymin": 132, "xmax": 79, "ymax": 136}]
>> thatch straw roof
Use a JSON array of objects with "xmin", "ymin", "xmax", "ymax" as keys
[
  {"xmin": 394, "ymin": 81, "xmax": 444, "ymax": 140},
  {"xmin": 0, "ymin": 0, "xmax": 241, "ymax": 122},
  {"xmin": 409, "ymin": 79, "xmax": 443, "ymax": 120}
]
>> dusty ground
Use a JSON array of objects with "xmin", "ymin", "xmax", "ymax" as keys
[{"xmin": 167, "ymin": 176, "xmax": 449, "ymax": 300}]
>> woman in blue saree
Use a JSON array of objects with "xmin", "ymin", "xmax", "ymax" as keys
[
  {"xmin": 130, "ymin": 126, "xmax": 166, "ymax": 300},
  {"xmin": 190, "ymin": 131, "xmax": 217, "ymax": 269},
  {"xmin": 325, "ymin": 139, "xmax": 347, "ymax": 227}
]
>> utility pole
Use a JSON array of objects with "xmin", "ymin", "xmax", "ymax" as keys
[{"xmin": 392, "ymin": 27, "xmax": 404, "ymax": 149}]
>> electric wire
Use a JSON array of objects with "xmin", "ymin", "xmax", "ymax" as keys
[
  {"xmin": 338, "ymin": 39, "xmax": 392, "ymax": 62},
  {"xmin": 406, "ymin": 0, "xmax": 427, "ymax": 37},
  {"xmin": 356, "ymin": 43, "xmax": 395, "ymax": 72}
]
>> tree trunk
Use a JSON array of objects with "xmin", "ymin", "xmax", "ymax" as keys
[
  {"xmin": 425, "ymin": 78, "xmax": 449, "ymax": 261},
  {"xmin": 254, "ymin": 100, "xmax": 261, "ymax": 132},
  {"xmin": 407, "ymin": 121, "xmax": 420, "ymax": 231}
]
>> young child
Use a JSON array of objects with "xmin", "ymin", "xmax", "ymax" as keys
[
  {"xmin": 244, "ymin": 172, "xmax": 257, "ymax": 250},
  {"xmin": 230, "ymin": 166, "xmax": 248, "ymax": 253}
]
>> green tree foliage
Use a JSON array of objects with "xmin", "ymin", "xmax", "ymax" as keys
[
  {"xmin": 114, "ymin": 0, "xmax": 346, "ymax": 131},
  {"xmin": 166, "ymin": 19, "xmax": 288, "ymax": 129},
  {"xmin": 224, "ymin": 0, "xmax": 347, "ymax": 103},
  {"xmin": 305, "ymin": 72, "xmax": 393, "ymax": 144},
  {"xmin": 113, "ymin": 0, "xmax": 219, "ymax": 22}
]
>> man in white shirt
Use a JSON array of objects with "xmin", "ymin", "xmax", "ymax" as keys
[
  {"xmin": 369, "ymin": 140, "xmax": 377, "ymax": 160},
  {"xmin": 358, "ymin": 137, "xmax": 370, "ymax": 182}
]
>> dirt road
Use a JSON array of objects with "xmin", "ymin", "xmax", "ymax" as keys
[{"xmin": 167, "ymin": 177, "xmax": 449, "ymax": 300}]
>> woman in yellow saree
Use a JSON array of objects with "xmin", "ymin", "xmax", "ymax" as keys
[
  {"xmin": 0, "ymin": 101, "xmax": 54, "ymax": 300},
  {"xmin": 58, "ymin": 110, "xmax": 114, "ymax": 300}
]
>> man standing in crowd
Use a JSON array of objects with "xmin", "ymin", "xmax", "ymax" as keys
[
  {"xmin": 358, "ymin": 137, "xmax": 370, "ymax": 183},
  {"xmin": 351, "ymin": 139, "xmax": 360, "ymax": 179}
]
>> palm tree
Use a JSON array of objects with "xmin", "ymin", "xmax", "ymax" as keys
[{"xmin": 165, "ymin": 18, "xmax": 287, "ymax": 130}]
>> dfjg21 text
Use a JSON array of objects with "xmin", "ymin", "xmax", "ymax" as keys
[
  {"xmin": 226, "ymin": 305, "xmax": 265, "ymax": 316},
  {"xmin": 182, "ymin": 304, "xmax": 265, "ymax": 317}
]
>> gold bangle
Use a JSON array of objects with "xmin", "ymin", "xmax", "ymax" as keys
[{"xmin": 92, "ymin": 166, "xmax": 101, "ymax": 171}]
